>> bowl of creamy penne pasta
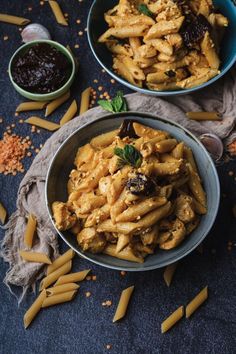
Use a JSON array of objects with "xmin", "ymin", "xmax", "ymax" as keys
[
  {"xmin": 87, "ymin": 0, "xmax": 236, "ymax": 96},
  {"xmin": 46, "ymin": 113, "xmax": 220, "ymax": 271}
]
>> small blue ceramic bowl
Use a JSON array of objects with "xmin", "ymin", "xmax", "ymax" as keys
[
  {"xmin": 87, "ymin": 0, "xmax": 236, "ymax": 96},
  {"xmin": 46, "ymin": 113, "xmax": 220, "ymax": 271}
]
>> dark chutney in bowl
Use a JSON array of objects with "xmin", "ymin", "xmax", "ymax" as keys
[{"xmin": 11, "ymin": 42, "xmax": 72, "ymax": 94}]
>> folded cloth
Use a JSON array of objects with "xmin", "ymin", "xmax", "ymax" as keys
[{"xmin": 1, "ymin": 66, "xmax": 236, "ymax": 302}]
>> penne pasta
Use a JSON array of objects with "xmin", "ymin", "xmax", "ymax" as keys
[
  {"xmin": 47, "ymin": 249, "xmax": 75, "ymax": 275},
  {"xmin": 0, "ymin": 202, "xmax": 7, "ymax": 224},
  {"xmin": 116, "ymin": 234, "xmax": 130, "ymax": 253},
  {"xmin": 48, "ymin": 1, "xmax": 68, "ymax": 26},
  {"xmin": 187, "ymin": 164, "xmax": 207, "ymax": 207},
  {"xmin": 186, "ymin": 286, "xmax": 208, "ymax": 318},
  {"xmin": 24, "ymin": 289, "xmax": 47, "ymax": 329},
  {"xmin": 24, "ymin": 214, "xmax": 37, "ymax": 249},
  {"xmin": 90, "ymin": 130, "xmax": 119, "ymax": 148},
  {"xmin": 19, "ymin": 251, "xmax": 51, "ymax": 264},
  {"xmin": 163, "ymin": 262, "xmax": 178, "ymax": 287},
  {"xmin": 103, "ymin": 244, "xmax": 143, "ymax": 263},
  {"xmin": 60, "ymin": 100, "xmax": 77, "ymax": 126},
  {"xmin": 46, "ymin": 283, "xmax": 79, "ymax": 296},
  {"xmin": 16, "ymin": 101, "xmax": 48, "ymax": 113},
  {"xmin": 184, "ymin": 147, "xmax": 198, "ymax": 172},
  {"xmin": 155, "ymin": 139, "xmax": 177, "ymax": 153},
  {"xmin": 25, "ymin": 117, "xmax": 60, "ymax": 131},
  {"xmin": 40, "ymin": 260, "xmax": 72, "ymax": 290},
  {"xmin": 186, "ymin": 111, "xmax": 221, "ymax": 121},
  {"xmin": 113, "ymin": 286, "xmax": 134, "ymax": 322},
  {"xmin": 161, "ymin": 306, "xmax": 184, "ymax": 333},
  {"xmin": 54, "ymin": 269, "xmax": 90, "ymax": 286},
  {"xmin": 79, "ymin": 87, "xmax": 91, "ymax": 115},
  {"xmin": 0, "ymin": 13, "xmax": 30, "ymax": 26},
  {"xmin": 45, "ymin": 91, "xmax": 70, "ymax": 117},
  {"xmin": 42, "ymin": 290, "xmax": 77, "ymax": 308}
]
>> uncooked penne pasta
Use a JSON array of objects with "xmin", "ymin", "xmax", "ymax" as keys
[
  {"xmin": 60, "ymin": 100, "xmax": 77, "ymax": 126},
  {"xmin": 0, "ymin": 202, "xmax": 7, "ymax": 224},
  {"xmin": 45, "ymin": 91, "xmax": 70, "ymax": 117},
  {"xmin": 163, "ymin": 262, "xmax": 178, "ymax": 287},
  {"xmin": 24, "ymin": 289, "xmax": 46, "ymax": 329},
  {"xmin": 47, "ymin": 249, "xmax": 75, "ymax": 275},
  {"xmin": 0, "ymin": 13, "xmax": 30, "ymax": 25},
  {"xmin": 186, "ymin": 112, "xmax": 221, "ymax": 121},
  {"xmin": 25, "ymin": 117, "xmax": 60, "ymax": 131},
  {"xmin": 42, "ymin": 290, "xmax": 77, "ymax": 308},
  {"xmin": 46, "ymin": 283, "xmax": 79, "ymax": 296},
  {"xmin": 54, "ymin": 269, "xmax": 90, "ymax": 286},
  {"xmin": 48, "ymin": 1, "xmax": 68, "ymax": 26},
  {"xmin": 186, "ymin": 286, "xmax": 208, "ymax": 318},
  {"xmin": 40, "ymin": 260, "xmax": 72, "ymax": 290},
  {"xmin": 79, "ymin": 87, "xmax": 91, "ymax": 115},
  {"xmin": 16, "ymin": 101, "xmax": 48, "ymax": 113},
  {"xmin": 24, "ymin": 214, "xmax": 37, "ymax": 248},
  {"xmin": 19, "ymin": 251, "xmax": 51, "ymax": 264},
  {"xmin": 113, "ymin": 286, "xmax": 134, "ymax": 322},
  {"xmin": 161, "ymin": 306, "xmax": 184, "ymax": 333}
]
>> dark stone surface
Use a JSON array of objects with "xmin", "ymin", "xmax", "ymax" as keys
[{"xmin": 0, "ymin": 1, "xmax": 235, "ymax": 354}]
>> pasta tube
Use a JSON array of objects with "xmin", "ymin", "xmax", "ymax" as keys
[
  {"xmin": 19, "ymin": 251, "xmax": 51, "ymax": 264},
  {"xmin": 113, "ymin": 286, "xmax": 134, "ymax": 322},
  {"xmin": 16, "ymin": 101, "xmax": 48, "ymax": 112},
  {"xmin": 79, "ymin": 87, "xmax": 91, "ymax": 115},
  {"xmin": 45, "ymin": 91, "xmax": 70, "ymax": 117},
  {"xmin": 24, "ymin": 214, "xmax": 37, "ymax": 248},
  {"xmin": 60, "ymin": 100, "xmax": 77, "ymax": 126},
  {"xmin": 25, "ymin": 117, "xmax": 60, "ymax": 131},
  {"xmin": 54, "ymin": 269, "xmax": 90, "ymax": 286},
  {"xmin": 186, "ymin": 286, "xmax": 208, "ymax": 318},
  {"xmin": 161, "ymin": 306, "xmax": 184, "ymax": 333},
  {"xmin": 48, "ymin": 1, "xmax": 68, "ymax": 26},
  {"xmin": 163, "ymin": 262, "xmax": 178, "ymax": 287},
  {"xmin": 0, "ymin": 13, "xmax": 30, "ymax": 25},
  {"xmin": 186, "ymin": 112, "xmax": 221, "ymax": 121},
  {"xmin": 40, "ymin": 260, "xmax": 72, "ymax": 290},
  {"xmin": 47, "ymin": 249, "xmax": 75, "ymax": 275},
  {"xmin": 42, "ymin": 290, "xmax": 77, "ymax": 308},
  {"xmin": 103, "ymin": 244, "xmax": 143, "ymax": 263},
  {"xmin": 0, "ymin": 202, "xmax": 7, "ymax": 224},
  {"xmin": 24, "ymin": 290, "xmax": 46, "ymax": 329},
  {"xmin": 46, "ymin": 283, "xmax": 79, "ymax": 296}
]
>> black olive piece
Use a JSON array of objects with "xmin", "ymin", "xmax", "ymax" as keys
[
  {"xmin": 165, "ymin": 70, "xmax": 176, "ymax": 78},
  {"xmin": 118, "ymin": 120, "xmax": 139, "ymax": 139},
  {"xmin": 181, "ymin": 14, "xmax": 211, "ymax": 48},
  {"xmin": 126, "ymin": 173, "xmax": 157, "ymax": 196}
]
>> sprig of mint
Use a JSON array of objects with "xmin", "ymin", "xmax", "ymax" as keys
[
  {"xmin": 114, "ymin": 144, "xmax": 142, "ymax": 168},
  {"xmin": 98, "ymin": 91, "xmax": 128, "ymax": 113},
  {"xmin": 138, "ymin": 4, "xmax": 154, "ymax": 18}
]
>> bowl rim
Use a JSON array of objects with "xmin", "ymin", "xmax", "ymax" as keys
[
  {"xmin": 87, "ymin": 0, "xmax": 236, "ymax": 97},
  {"xmin": 8, "ymin": 39, "xmax": 75, "ymax": 99},
  {"xmin": 45, "ymin": 111, "xmax": 220, "ymax": 272}
]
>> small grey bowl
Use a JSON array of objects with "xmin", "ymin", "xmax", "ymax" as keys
[{"xmin": 45, "ymin": 113, "xmax": 220, "ymax": 271}]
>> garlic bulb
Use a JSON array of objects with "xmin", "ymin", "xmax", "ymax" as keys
[
  {"xmin": 21, "ymin": 23, "xmax": 51, "ymax": 43},
  {"xmin": 199, "ymin": 133, "xmax": 223, "ymax": 161}
]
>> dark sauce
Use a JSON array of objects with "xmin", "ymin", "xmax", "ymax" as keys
[
  {"xmin": 127, "ymin": 173, "xmax": 157, "ymax": 196},
  {"xmin": 12, "ymin": 43, "xmax": 72, "ymax": 94},
  {"xmin": 118, "ymin": 120, "xmax": 139, "ymax": 139}
]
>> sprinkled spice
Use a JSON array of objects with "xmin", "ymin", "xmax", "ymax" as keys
[{"xmin": 0, "ymin": 133, "xmax": 31, "ymax": 175}]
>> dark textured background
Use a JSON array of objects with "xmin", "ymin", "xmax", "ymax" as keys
[{"xmin": 0, "ymin": 1, "xmax": 236, "ymax": 354}]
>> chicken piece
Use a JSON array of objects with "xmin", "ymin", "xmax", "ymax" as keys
[
  {"xmin": 52, "ymin": 202, "xmax": 77, "ymax": 231},
  {"xmin": 159, "ymin": 218, "xmax": 186, "ymax": 250},
  {"xmin": 77, "ymin": 227, "xmax": 106, "ymax": 253},
  {"xmin": 99, "ymin": 176, "xmax": 113, "ymax": 195},
  {"xmin": 140, "ymin": 225, "xmax": 159, "ymax": 246},
  {"xmin": 175, "ymin": 194, "xmax": 195, "ymax": 223},
  {"xmin": 72, "ymin": 192, "xmax": 106, "ymax": 216},
  {"xmin": 67, "ymin": 169, "xmax": 86, "ymax": 194}
]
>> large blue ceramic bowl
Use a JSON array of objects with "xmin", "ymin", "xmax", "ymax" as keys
[
  {"xmin": 87, "ymin": 0, "xmax": 236, "ymax": 96},
  {"xmin": 46, "ymin": 113, "xmax": 220, "ymax": 271}
]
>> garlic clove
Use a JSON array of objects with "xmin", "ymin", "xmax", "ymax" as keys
[
  {"xmin": 21, "ymin": 23, "xmax": 51, "ymax": 43},
  {"xmin": 199, "ymin": 133, "xmax": 223, "ymax": 161}
]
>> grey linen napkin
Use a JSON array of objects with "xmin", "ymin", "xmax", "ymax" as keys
[{"xmin": 1, "ymin": 66, "xmax": 236, "ymax": 301}]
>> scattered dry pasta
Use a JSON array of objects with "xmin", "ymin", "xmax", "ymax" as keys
[
  {"xmin": 24, "ymin": 290, "xmax": 46, "ymax": 329},
  {"xmin": 24, "ymin": 214, "xmax": 37, "ymax": 248},
  {"xmin": 48, "ymin": 1, "xmax": 68, "ymax": 26},
  {"xmin": 45, "ymin": 91, "xmax": 70, "ymax": 117},
  {"xmin": 42, "ymin": 290, "xmax": 77, "ymax": 308},
  {"xmin": 79, "ymin": 87, "xmax": 91, "ymax": 115},
  {"xmin": 16, "ymin": 101, "xmax": 48, "ymax": 112},
  {"xmin": 46, "ymin": 283, "xmax": 79, "ymax": 296},
  {"xmin": 0, "ymin": 13, "xmax": 30, "ymax": 26},
  {"xmin": 19, "ymin": 251, "xmax": 51, "ymax": 264},
  {"xmin": 54, "ymin": 269, "xmax": 91, "ymax": 286},
  {"xmin": 186, "ymin": 112, "xmax": 221, "ymax": 121},
  {"xmin": 163, "ymin": 262, "xmax": 178, "ymax": 287},
  {"xmin": 40, "ymin": 260, "xmax": 72, "ymax": 290},
  {"xmin": 25, "ymin": 117, "xmax": 60, "ymax": 131},
  {"xmin": 161, "ymin": 305, "xmax": 184, "ymax": 333},
  {"xmin": 186, "ymin": 286, "xmax": 208, "ymax": 318},
  {"xmin": 0, "ymin": 202, "xmax": 7, "ymax": 224},
  {"xmin": 98, "ymin": 0, "xmax": 228, "ymax": 91},
  {"xmin": 113, "ymin": 285, "xmax": 134, "ymax": 322},
  {"xmin": 52, "ymin": 120, "xmax": 207, "ymax": 263},
  {"xmin": 60, "ymin": 100, "xmax": 77, "ymax": 126},
  {"xmin": 47, "ymin": 249, "xmax": 75, "ymax": 275}
]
